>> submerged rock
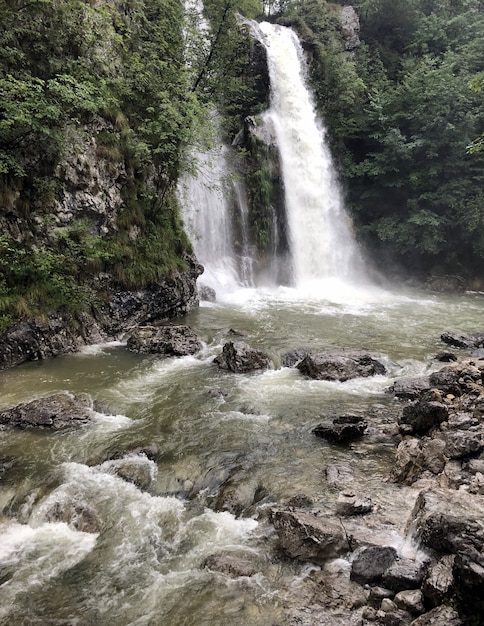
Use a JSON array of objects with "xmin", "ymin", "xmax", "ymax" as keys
[
  {"xmin": 0, "ymin": 392, "xmax": 93, "ymax": 430},
  {"xmin": 335, "ymin": 492, "xmax": 373, "ymax": 516},
  {"xmin": 297, "ymin": 351, "xmax": 386, "ymax": 381},
  {"xmin": 214, "ymin": 341, "xmax": 272, "ymax": 373},
  {"xmin": 204, "ymin": 554, "xmax": 257, "ymax": 577},
  {"xmin": 126, "ymin": 324, "xmax": 202, "ymax": 356},
  {"xmin": 313, "ymin": 415, "xmax": 367, "ymax": 444}
]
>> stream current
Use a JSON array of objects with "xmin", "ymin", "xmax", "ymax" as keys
[{"xmin": 1, "ymin": 285, "xmax": 484, "ymax": 625}]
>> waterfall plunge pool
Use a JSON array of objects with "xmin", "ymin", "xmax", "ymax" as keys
[{"xmin": 0, "ymin": 285, "xmax": 483, "ymax": 625}]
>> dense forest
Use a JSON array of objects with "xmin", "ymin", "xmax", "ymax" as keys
[{"xmin": 0, "ymin": 0, "xmax": 483, "ymax": 332}]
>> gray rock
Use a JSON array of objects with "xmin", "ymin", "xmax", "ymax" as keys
[
  {"xmin": 408, "ymin": 605, "xmax": 462, "ymax": 625},
  {"xmin": 282, "ymin": 348, "xmax": 308, "ymax": 368},
  {"xmin": 198, "ymin": 284, "xmax": 216, "ymax": 302},
  {"xmin": 387, "ymin": 377, "xmax": 431, "ymax": 400},
  {"xmin": 368, "ymin": 586, "xmax": 395, "ymax": 609},
  {"xmin": 393, "ymin": 589, "xmax": 425, "ymax": 615},
  {"xmin": 0, "ymin": 392, "xmax": 94, "ymax": 430},
  {"xmin": 214, "ymin": 341, "xmax": 272, "ymax": 373},
  {"xmin": 335, "ymin": 492, "xmax": 373, "ymax": 516},
  {"xmin": 441, "ymin": 331, "xmax": 484, "ymax": 349},
  {"xmin": 422, "ymin": 555, "xmax": 455, "ymax": 608},
  {"xmin": 313, "ymin": 415, "xmax": 367, "ymax": 444},
  {"xmin": 126, "ymin": 324, "xmax": 202, "ymax": 356},
  {"xmin": 325, "ymin": 463, "xmax": 355, "ymax": 487},
  {"xmin": 400, "ymin": 400, "xmax": 448, "ymax": 435},
  {"xmin": 204, "ymin": 554, "xmax": 256, "ymax": 577},
  {"xmin": 297, "ymin": 351, "xmax": 386, "ymax": 382},
  {"xmin": 340, "ymin": 6, "xmax": 360, "ymax": 51},
  {"xmin": 382, "ymin": 559, "xmax": 427, "ymax": 592},
  {"xmin": 270, "ymin": 509, "xmax": 349, "ymax": 563},
  {"xmin": 437, "ymin": 427, "xmax": 484, "ymax": 460},
  {"xmin": 350, "ymin": 545, "xmax": 398, "ymax": 585},
  {"xmin": 453, "ymin": 554, "xmax": 484, "ymax": 622},
  {"xmin": 391, "ymin": 438, "xmax": 446, "ymax": 485},
  {"xmin": 428, "ymin": 369, "xmax": 462, "ymax": 396},
  {"xmin": 407, "ymin": 488, "xmax": 484, "ymax": 561},
  {"xmin": 44, "ymin": 499, "xmax": 100, "ymax": 533}
]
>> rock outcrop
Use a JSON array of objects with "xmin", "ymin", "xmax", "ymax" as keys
[
  {"xmin": 0, "ymin": 255, "xmax": 202, "ymax": 371},
  {"xmin": 214, "ymin": 341, "xmax": 272, "ymax": 373},
  {"xmin": 126, "ymin": 325, "xmax": 202, "ymax": 356},
  {"xmin": 0, "ymin": 392, "xmax": 95, "ymax": 430},
  {"xmin": 297, "ymin": 350, "xmax": 386, "ymax": 381}
]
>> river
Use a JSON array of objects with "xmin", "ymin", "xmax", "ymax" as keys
[{"xmin": 1, "ymin": 284, "xmax": 483, "ymax": 625}]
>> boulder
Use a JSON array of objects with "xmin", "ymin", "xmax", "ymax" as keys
[
  {"xmin": 297, "ymin": 351, "xmax": 386, "ymax": 381},
  {"xmin": 382, "ymin": 559, "xmax": 427, "ymax": 592},
  {"xmin": 335, "ymin": 492, "xmax": 373, "ymax": 516},
  {"xmin": 0, "ymin": 392, "xmax": 93, "ymax": 430},
  {"xmin": 437, "ymin": 427, "xmax": 484, "ymax": 460},
  {"xmin": 126, "ymin": 324, "xmax": 202, "ymax": 356},
  {"xmin": 204, "ymin": 554, "xmax": 257, "ymax": 577},
  {"xmin": 391, "ymin": 438, "xmax": 446, "ymax": 485},
  {"xmin": 270, "ymin": 508, "xmax": 349, "ymax": 563},
  {"xmin": 44, "ymin": 499, "xmax": 100, "ymax": 533},
  {"xmin": 406, "ymin": 488, "xmax": 484, "ymax": 562},
  {"xmin": 350, "ymin": 545, "xmax": 398, "ymax": 585},
  {"xmin": 400, "ymin": 399, "xmax": 449, "ymax": 435},
  {"xmin": 453, "ymin": 554, "xmax": 484, "ymax": 621},
  {"xmin": 198, "ymin": 284, "xmax": 216, "ymax": 302},
  {"xmin": 282, "ymin": 348, "xmax": 308, "ymax": 368},
  {"xmin": 386, "ymin": 377, "xmax": 431, "ymax": 400},
  {"xmin": 441, "ymin": 331, "xmax": 484, "ymax": 350},
  {"xmin": 421, "ymin": 555, "xmax": 455, "ymax": 608},
  {"xmin": 394, "ymin": 590, "xmax": 425, "ymax": 616},
  {"xmin": 313, "ymin": 415, "xmax": 367, "ymax": 444},
  {"xmin": 214, "ymin": 341, "xmax": 272, "ymax": 373},
  {"xmin": 408, "ymin": 605, "xmax": 462, "ymax": 625}
]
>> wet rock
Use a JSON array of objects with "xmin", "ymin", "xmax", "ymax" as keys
[
  {"xmin": 368, "ymin": 586, "xmax": 395, "ymax": 609},
  {"xmin": 285, "ymin": 493, "xmax": 314, "ymax": 508},
  {"xmin": 437, "ymin": 427, "xmax": 484, "ymax": 459},
  {"xmin": 428, "ymin": 369, "xmax": 462, "ymax": 396},
  {"xmin": 350, "ymin": 545, "xmax": 398, "ymax": 585},
  {"xmin": 421, "ymin": 555, "xmax": 455, "ymax": 608},
  {"xmin": 387, "ymin": 377, "xmax": 431, "ymax": 400},
  {"xmin": 214, "ymin": 477, "xmax": 262, "ymax": 517},
  {"xmin": 313, "ymin": 415, "xmax": 367, "ymax": 444},
  {"xmin": 382, "ymin": 559, "xmax": 427, "ymax": 592},
  {"xmin": 391, "ymin": 438, "xmax": 446, "ymax": 485},
  {"xmin": 0, "ymin": 392, "xmax": 93, "ymax": 430},
  {"xmin": 270, "ymin": 508, "xmax": 349, "ymax": 563},
  {"xmin": 325, "ymin": 463, "xmax": 355, "ymax": 487},
  {"xmin": 198, "ymin": 284, "xmax": 216, "ymax": 302},
  {"xmin": 106, "ymin": 456, "xmax": 155, "ymax": 490},
  {"xmin": 227, "ymin": 328, "xmax": 245, "ymax": 337},
  {"xmin": 45, "ymin": 500, "xmax": 100, "ymax": 533},
  {"xmin": 208, "ymin": 387, "xmax": 229, "ymax": 399},
  {"xmin": 441, "ymin": 331, "xmax": 484, "ymax": 350},
  {"xmin": 0, "ymin": 456, "xmax": 15, "ymax": 479},
  {"xmin": 335, "ymin": 491, "xmax": 373, "ymax": 516},
  {"xmin": 297, "ymin": 351, "xmax": 386, "ymax": 382},
  {"xmin": 399, "ymin": 400, "xmax": 449, "ymax": 435},
  {"xmin": 453, "ymin": 554, "xmax": 484, "ymax": 621},
  {"xmin": 214, "ymin": 341, "xmax": 272, "ymax": 373},
  {"xmin": 204, "ymin": 554, "xmax": 257, "ymax": 577},
  {"xmin": 408, "ymin": 605, "xmax": 462, "ymax": 625},
  {"xmin": 393, "ymin": 589, "xmax": 425, "ymax": 615},
  {"xmin": 126, "ymin": 324, "xmax": 202, "ymax": 356},
  {"xmin": 282, "ymin": 348, "xmax": 308, "ymax": 367},
  {"xmin": 383, "ymin": 608, "xmax": 414, "ymax": 625},
  {"xmin": 407, "ymin": 488, "xmax": 484, "ymax": 561},
  {"xmin": 434, "ymin": 352, "xmax": 457, "ymax": 362}
]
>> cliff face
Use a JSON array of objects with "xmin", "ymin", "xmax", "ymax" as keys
[{"xmin": 0, "ymin": 0, "xmax": 201, "ymax": 369}]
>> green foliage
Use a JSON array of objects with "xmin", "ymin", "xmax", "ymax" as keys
[{"xmin": 321, "ymin": 0, "xmax": 484, "ymax": 276}]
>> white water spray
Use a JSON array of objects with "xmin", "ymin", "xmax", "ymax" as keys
[{"xmin": 259, "ymin": 22, "xmax": 366, "ymax": 289}]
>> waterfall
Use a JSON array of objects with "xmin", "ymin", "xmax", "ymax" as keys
[
  {"xmin": 258, "ymin": 22, "xmax": 366, "ymax": 289},
  {"xmin": 179, "ymin": 143, "xmax": 241, "ymax": 294}
]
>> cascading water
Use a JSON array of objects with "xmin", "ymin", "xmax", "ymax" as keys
[
  {"xmin": 179, "ymin": 143, "xmax": 241, "ymax": 294},
  {"xmin": 258, "ymin": 22, "xmax": 366, "ymax": 290}
]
